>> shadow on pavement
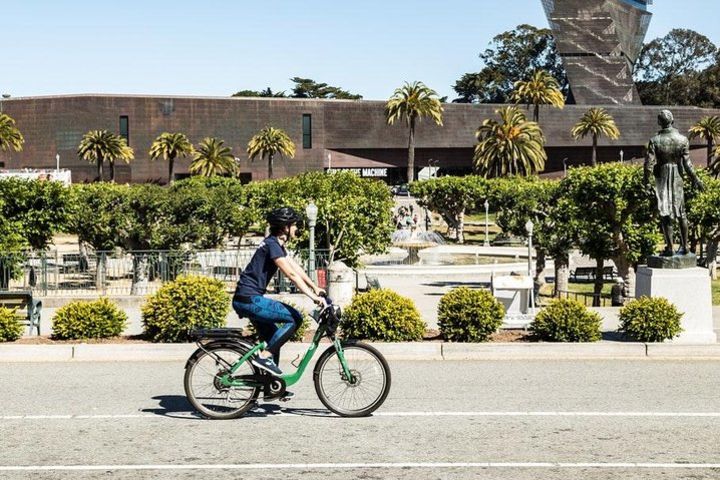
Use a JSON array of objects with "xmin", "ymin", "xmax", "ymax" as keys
[
  {"xmin": 142, "ymin": 395, "xmax": 201, "ymax": 419},
  {"xmin": 142, "ymin": 395, "xmax": 339, "ymax": 419}
]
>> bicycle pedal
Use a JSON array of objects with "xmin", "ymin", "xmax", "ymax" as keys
[{"xmin": 279, "ymin": 396, "xmax": 292, "ymax": 402}]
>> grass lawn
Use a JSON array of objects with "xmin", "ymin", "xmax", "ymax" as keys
[{"xmin": 541, "ymin": 278, "xmax": 720, "ymax": 306}]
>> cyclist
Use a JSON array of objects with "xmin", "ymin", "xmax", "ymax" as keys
[{"xmin": 232, "ymin": 207, "xmax": 326, "ymax": 378}]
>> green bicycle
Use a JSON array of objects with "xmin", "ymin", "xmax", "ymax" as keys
[{"xmin": 184, "ymin": 299, "xmax": 391, "ymax": 419}]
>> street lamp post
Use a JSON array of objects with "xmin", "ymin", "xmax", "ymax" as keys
[
  {"xmin": 483, "ymin": 199, "xmax": 490, "ymax": 247},
  {"xmin": 56, "ymin": 153, "xmax": 60, "ymax": 171},
  {"xmin": 562, "ymin": 157, "xmax": 568, "ymax": 177},
  {"xmin": 306, "ymin": 200, "xmax": 318, "ymax": 283},
  {"xmin": 525, "ymin": 219, "xmax": 534, "ymax": 277},
  {"xmin": 619, "ymin": 150, "xmax": 624, "ymax": 163}
]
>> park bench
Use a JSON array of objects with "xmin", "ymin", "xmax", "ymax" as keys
[
  {"xmin": 570, "ymin": 266, "xmax": 616, "ymax": 282},
  {"xmin": 0, "ymin": 291, "xmax": 41, "ymax": 335}
]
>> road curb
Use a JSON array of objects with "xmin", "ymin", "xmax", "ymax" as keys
[{"xmin": 1, "ymin": 342, "xmax": 719, "ymax": 362}]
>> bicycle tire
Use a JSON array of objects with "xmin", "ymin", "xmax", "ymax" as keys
[
  {"xmin": 313, "ymin": 341, "xmax": 391, "ymax": 417},
  {"xmin": 184, "ymin": 343, "xmax": 260, "ymax": 420}
]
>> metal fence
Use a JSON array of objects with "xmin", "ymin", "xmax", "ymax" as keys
[{"xmin": 0, "ymin": 248, "xmax": 330, "ymax": 296}]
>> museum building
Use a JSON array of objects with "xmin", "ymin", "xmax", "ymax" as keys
[{"xmin": 1, "ymin": 0, "xmax": 718, "ymax": 184}]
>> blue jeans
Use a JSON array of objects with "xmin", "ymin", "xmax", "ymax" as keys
[{"xmin": 232, "ymin": 294, "xmax": 303, "ymax": 363}]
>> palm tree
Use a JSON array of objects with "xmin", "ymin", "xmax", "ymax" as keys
[
  {"xmin": 0, "ymin": 113, "xmax": 25, "ymax": 152},
  {"xmin": 78, "ymin": 130, "xmax": 126, "ymax": 181},
  {"xmin": 510, "ymin": 70, "xmax": 565, "ymax": 123},
  {"xmin": 710, "ymin": 144, "xmax": 720, "ymax": 178},
  {"xmin": 570, "ymin": 108, "xmax": 621, "ymax": 167},
  {"xmin": 189, "ymin": 137, "xmax": 237, "ymax": 177},
  {"xmin": 246, "ymin": 126, "xmax": 296, "ymax": 179},
  {"xmin": 107, "ymin": 138, "xmax": 134, "ymax": 183},
  {"xmin": 385, "ymin": 81, "xmax": 444, "ymax": 183},
  {"xmin": 473, "ymin": 106, "xmax": 546, "ymax": 177},
  {"xmin": 149, "ymin": 132, "xmax": 194, "ymax": 184},
  {"xmin": 688, "ymin": 116, "xmax": 720, "ymax": 168}
]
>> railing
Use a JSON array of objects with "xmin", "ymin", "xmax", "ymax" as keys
[{"xmin": 0, "ymin": 248, "xmax": 330, "ymax": 296}]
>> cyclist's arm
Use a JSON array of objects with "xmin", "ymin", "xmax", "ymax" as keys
[
  {"xmin": 286, "ymin": 256, "xmax": 323, "ymax": 293},
  {"xmin": 274, "ymin": 257, "xmax": 323, "ymax": 304}
]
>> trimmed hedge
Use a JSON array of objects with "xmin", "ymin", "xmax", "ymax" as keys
[
  {"xmin": 0, "ymin": 307, "xmax": 23, "ymax": 342},
  {"xmin": 52, "ymin": 298, "xmax": 127, "ymax": 340},
  {"xmin": 619, "ymin": 296, "xmax": 682, "ymax": 342},
  {"xmin": 341, "ymin": 289, "xmax": 425, "ymax": 341},
  {"xmin": 438, "ymin": 287, "xmax": 504, "ymax": 342},
  {"xmin": 142, "ymin": 275, "xmax": 229, "ymax": 342},
  {"xmin": 530, "ymin": 298, "xmax": 602, "ymax": 342}
]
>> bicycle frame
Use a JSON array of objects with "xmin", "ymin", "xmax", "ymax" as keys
[{"xmin": 217, "ymin": 317, "xmax": 354, "ymax": 389}]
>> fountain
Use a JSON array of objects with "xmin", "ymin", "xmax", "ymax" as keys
[{"xmin": 390, "ymin": 229, "xmax": 445, "ymax": 264}]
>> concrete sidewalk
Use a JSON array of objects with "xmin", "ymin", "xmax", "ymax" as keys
[{"xmin": 2, "ymin": 341, "xmax": 720, "ymax": 362}]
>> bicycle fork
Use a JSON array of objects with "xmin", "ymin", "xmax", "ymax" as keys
[{"xmin": 333, "ymin": 338, "xmax": 356, "ymax": 384}]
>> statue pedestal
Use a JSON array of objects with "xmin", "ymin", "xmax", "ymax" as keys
[{"xmin": 636, "ymin": 266, "xmax": 717, "ymax": 344}]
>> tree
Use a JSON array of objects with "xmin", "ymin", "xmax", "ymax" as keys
[
  {"xmin": 246, "ymin": 126, "xmax": 296, "ymax": 179},
  {"xmin": 453, "ymin": 24, "xmax": 567, "ymax": 104},
  {"xmin": 0, "ymin": 197, "xmax": 28, "ymax": 289},
  {"xmin": 474, "ymin": 106, "xmax": 546, "ymax": 177},
  {"xmin": 0, "ymin": 179, "xmax": 71, "ymax": 251},
  {"xmin": 409, "ymin": 176, "xmax": 487, "ymax": 244},
  {"xmin": 232, "ymin": 88, "xmax": 286, "ymax": 98},
  {"xmin": 487, "ymin": 177, "xmax": 570, "ymax": 292},
  {"xmin": 559, "ymin": 164, "xmax": 658, "ymax": 304},
  {"xmin": 688, "ymin": 116, "xmax": 720, "ymax": 168},
  {"xmin": 571, "ymin": 108, "xmax": 621, "ymax": 167},
  {"xmin": 510, "ymin": 69, "xmax": 565, "ymax": 123},
  {"xmin": 246, "ymin": 172, "xmax": 394, "ymax": 267},
  {"xmin": 713, "ymin": 144, "xmax": 720, "ymax": 178},
  {"xmin": 289, "ymin": 77, "xmax": 362, "ymax": 99},
  {"xmin": 385, "ymin": 81, "xmax": 444, "ymax": 183},
  {"xmin": 168, "ymin": 177, "xmax": 253, "ymax": 249},
  {"xmin": 107, "ymin": 137, "xmax": 134, "ymax": 183},
  {"xmin": 189, "ymin": 137, "xmax": 237, "ymax": 177},
  {"xmin": 0, "ymin": 113, "xmax": 24, "ymax": 152},
  {"xmin": 635, "ymin": 29, "xmax": 718, "ymax": 106},
  {"xmin": 67, "ymin": 183, "xmax": 127, "ymax": 289},
  {"xmin": 149, "ymin": 132, "xmax": 194, "ymax": 184},
  {"xmin": 687, "ymin": 173, "xmax": 720, "ymax": 277},
  {"xmin": 77, "ymin": 130, "xmax": 126, "ymax": 182}
]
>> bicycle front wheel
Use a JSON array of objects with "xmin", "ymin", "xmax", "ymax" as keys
[
  {"xmin": 313, "ymin": 341, "xmax": 391, "ymax": 417},
  {"xmin": 184, "ymin": 344, "xmax": 259, "ymax": 420}
]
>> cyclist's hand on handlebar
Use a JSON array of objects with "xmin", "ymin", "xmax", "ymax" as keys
[
  {"xmin": 313, "ymin": 286, "xmax": 327, "ymax": 297},
  {"xmin": 312, "ymin": 295, "xmax": 326, "ymax": 307}
]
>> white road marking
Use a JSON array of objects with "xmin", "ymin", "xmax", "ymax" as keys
[
  {"xmin": 2, "ymin": 411, "xmax": 720, "ymax": 420},
  {"xmin": 1, "ymin": 462, "xmax": 720, "ymax": 471}
]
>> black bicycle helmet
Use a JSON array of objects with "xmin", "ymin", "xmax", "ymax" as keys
[{"xmin": 266, "ymin": 207, "xmax": 301, "ymax": 227}]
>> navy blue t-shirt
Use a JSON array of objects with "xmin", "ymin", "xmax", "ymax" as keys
[{"xmin": 236, "ymin": 236, "xmax": 287, "ymax": 295}]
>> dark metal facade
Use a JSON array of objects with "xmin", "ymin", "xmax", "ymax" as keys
[
  {"xmin": 0, "ymin": 95, "xmax": 717, "ymax": 183},
  {"xmin": 542, "ymin": 0, "xmax": 652, "ymax": 105}
]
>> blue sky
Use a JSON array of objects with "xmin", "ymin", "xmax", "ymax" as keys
[{"xmin": 3, "ymin": 0, "xmax": 718, "ymax": 101}]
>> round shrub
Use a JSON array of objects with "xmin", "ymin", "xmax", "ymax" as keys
[
  {"xmin": 52, "ymin": 298, "xmax": 128, "ymax": 340},
  {"xmin": 341, "ymin": 289, "xmax": 425, "ymax": 341},
  {"xmin": 438, "ymin": 287, "xmax": 505, "ymax": 342},
  {"xmin": 619, "ymin": 296, "xmax": 682, "ymax": 342},
  {"xmin": 0, "ymin": 307, "xmax": 23, "ymax": 342},
  {"xmin": 142, "ymin": 275, "xmax": 229, "ymax": 342},
  {"xmin": 530, "ymin": 298, "xmax": 602, "ymax": 342},
  {"xmin": 246, "ymin": 301, "xmax": 311, "ymax": 342}
]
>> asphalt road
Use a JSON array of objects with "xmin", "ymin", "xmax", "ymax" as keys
[{"xmin": 1, "ymin": 359, "xmax": 719, "ymax": 480}]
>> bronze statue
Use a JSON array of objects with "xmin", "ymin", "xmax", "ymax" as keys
[{"xmin": 644, "ymin": 110, "xmax": 704, "ymax": 257}]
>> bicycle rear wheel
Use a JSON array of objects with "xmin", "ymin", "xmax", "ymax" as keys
[
  {"xmin": 313, "ymin": 341, "xmax": 391, "ymax": 417},
  {"xmin": 184, "ymin": 343, "xmax": 259, "ymax": 419}
]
